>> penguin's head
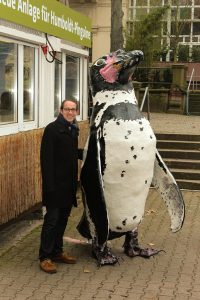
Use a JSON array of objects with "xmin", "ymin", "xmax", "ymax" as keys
[{"xmin": 90, "ymin": 49, "xmax": 143, "ymax": 95}]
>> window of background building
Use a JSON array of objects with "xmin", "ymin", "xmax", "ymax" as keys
[
  {"xmin": 171, "ymin": 8, "xmax": 178, "ymax": 19},
  {"xmin": 129, "ymin": 8, "xmax": 133, "ymax": 20},
  {"xmin": 65, "ymin": 55, "xmax": 80, "ymax": 114},
  {"xmin": 135, "ymin": 8, "xmax": 147, "ymax": 19},
  {"xmin": 180, "ymin": 23, "xmax": 191, "ymax": 35},
  {"xmin": 149, "ymin": 7, "xmax": 156, "ymax": 14},
  {"xmin": 185, "ymin": 37, "xmax": 190, "ymax": 42},
  {"xmin": 171, "ymin": 22, "xmax": 191, "ymax": 35},
  {"xmin": 192, "ymin": 37, "xmax": 198, "ymax": 42},
  {"xmin": 193, "ymin": 21, "xmax": 200, "ymax": 34},
  {"xmin": 179, "ymin": 0, "xmax": 192, "ymax": 4},
  {"xmin": 192, "ymin": 45, "xmax": 200, "ymax": 61},
  {"xmin": 150, "ymin": 0, "xmax": 162, "ymax": 6},
  {"xmin": 194, "ymin": 7, "xmax": 200, "ymax": 19},
  {"xmin": 180, "ymin": 7, "xmax": 191, "ymax": 20},
  {"xmin": 54, "ymin": 53, "xmax": 62, "ymax": 118},
  {"xmin": 170, "ymin": 0, "xmax": 176, "ymax": 4},
  {"xmin": 136, "ymin": 0, "xmax": 147, "ymax": 5},
  {"xmin": 162, "ymin": 22, "xmax": 168, "ymax": 35},
  {"xmin": 178, "ymin": 45, "xmax": 189, "ymax": 61},
  {"xmin": 129, "ymin": 0, "xmax": 134, "ymax": 6}
]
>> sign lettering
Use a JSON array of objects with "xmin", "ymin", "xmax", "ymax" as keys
[{"xmin": 0, "ymin": 0, "xmax": 91, "ymax": 47}]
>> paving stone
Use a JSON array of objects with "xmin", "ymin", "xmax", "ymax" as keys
[
  {"xmin": 75, "ymin": 293, "xmax": 96, "ymax": 300},
  {"xmin": 112, "ymin": 287, "xmax": 129, "ymax": 296},
  {"xmin": 110, "ymin": 296, "xmax": 129, "ymax": 300},
  {"xmin": 159, "ymin": 288, "xmax": 176, "ymax": 296},
  {"xmin": 62, "ymin": 296, "xmax": 77, "ymax": 300},
  {"xmin": 173, "ymin": 294, "xmax": 190, "ymax": 300},
  {"xmin": 11, "ymin": 296, "xmax": 29, "ymax": 300},
  {"xmin": 31, "ymin": 291, "xmax": 51, "ymax": 298},
  {"xmin": 156, "ymin": 297, "xmax": 174, "ymax": 300}
]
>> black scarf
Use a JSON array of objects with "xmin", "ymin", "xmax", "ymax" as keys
[{"xmin": 57, "ymin": 114, "xmax": 79, "ymax": 137}]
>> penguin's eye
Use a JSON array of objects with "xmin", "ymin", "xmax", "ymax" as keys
[{"xmin": 94, "ymin": 58, "xmax": 105, "ymax": 66}]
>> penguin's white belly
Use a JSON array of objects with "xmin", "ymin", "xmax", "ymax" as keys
[{"xmin": 102, "ymin": 117, "xmax": 156, "ymax": 232}]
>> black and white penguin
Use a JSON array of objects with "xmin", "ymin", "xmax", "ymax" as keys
[{"xmin": 77, "ymin": 49, "xmax": 185, "ymax": 266}]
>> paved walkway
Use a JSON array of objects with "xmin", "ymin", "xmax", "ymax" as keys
[
  {"xmin": 0, "ymin": 189, "xmax": 200, "ymax": 300},
  {"xmin": 145, "ymin": 112, "xmax": 200, "ymax": 135},
  {"xmin": 0, "ymin": 113, "xmax": 200, "ymax": 300}
]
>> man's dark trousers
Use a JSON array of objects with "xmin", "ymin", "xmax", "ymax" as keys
[{"xmin": 39, "ymin": 203, "xmax": 72, "ymax": 261}]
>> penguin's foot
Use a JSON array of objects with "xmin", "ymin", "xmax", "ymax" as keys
[
  {"xmin": 124, "ymin": 246, "xmax": 164, "ymax": 258},
  {"xmin": 92, "ymin": 245, "xmax": 118, "ymax": 266},
  {"xmin": 123, "ymin": 230, "xmax": 165, "ymax": 259}
]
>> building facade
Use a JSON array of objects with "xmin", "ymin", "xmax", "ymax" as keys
[
  {"xmin": 69, "ymin": 0, "xmax": 200, "ymax": 62},
  {"xmin": 0, "ymin": 0, "xmax": 91, "ymax": 225},
  {"xmin": 126, "ymin": 0, "xmax": 200, "ymax": 61}
]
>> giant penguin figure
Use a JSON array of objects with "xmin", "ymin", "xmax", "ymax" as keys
[{"xmin": 77, "ymin": 49, "xmax": 185, "ymax": 266}]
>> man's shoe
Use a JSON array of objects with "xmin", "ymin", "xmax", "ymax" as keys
[
  {"xmin": 53, "ymin": 253, "xmax": 77, "ymax": 264},
  {"xmin": 40, "ymin": 259, "xmax": 57, "ymax": 274}
]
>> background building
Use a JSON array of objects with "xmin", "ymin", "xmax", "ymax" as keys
[
  {"xmin": 69, "ymin": 0, "xmax": 200, "ymax": 63},
  {"xmin": 127, "ymin": 0, "xmax": 200, "ymax": 62}
]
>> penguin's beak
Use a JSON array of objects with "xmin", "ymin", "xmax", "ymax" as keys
[{"xmin": 118, "ymin": 50, "xmax": 143, "ymax": 84}]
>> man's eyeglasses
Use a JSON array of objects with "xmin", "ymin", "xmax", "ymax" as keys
[{"xmin": 63, "ymin": 108, "xmax": 77, "ymax": 113}]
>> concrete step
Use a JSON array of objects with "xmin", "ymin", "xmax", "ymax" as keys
[
  {"xmin": 189, "ymin": 104, "xmax": 200, "ymax": 110},
  {"xmin": 189, "ymin": 97, "xmax": 200, "ymax": 100},
  {"xmin": 159, "ymin": 149, "xmax": 200, "ymax": 160},
  {"xmin": 190, "ymin": 100, "xmax": 200, "ymax": 104},
  {"xmin": 176, "ymin": 179, "xmax": 200, "ymax": 191},
  {"xmin": 189, "ymin": 112, "xmax": 200, "ymax": 116},
  {"xmin": 156, "ymin": 133, "xmax": 200, "ymax": 190},
  {"xmin": 157, "ymin": 140, "xmax": 200, "ymax": 150},
  {"xmin": 190, "ymin": 94, "xmax": 200, "ymax": 97},
  {"xmin": 163, "ymin": 158, "xmax": 200, "ymax": 170},
  {"xmin": 188, "ymin": 95, "xmax": 200, "ymax": 114},
  {"xmin": 171, "ymin": 169, "xmax": 200, "ymax": 180},
  {"xmin": 156, "ymin": 134, "xmax": 200, "ymax": 142}
]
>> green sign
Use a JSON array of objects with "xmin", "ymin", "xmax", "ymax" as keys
[{"xmin": 0, "ymin": 0, "xmax": 91, "ymax": 47}]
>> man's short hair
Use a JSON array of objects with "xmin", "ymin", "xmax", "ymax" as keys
[{"xmin": 60, "ymin": 99, "xmax": 78, "ymax": 110}]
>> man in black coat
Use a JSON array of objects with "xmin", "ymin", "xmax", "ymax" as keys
[{"xmin": 39, "ymin": 99, "xmax": 82, "ymax": 274}]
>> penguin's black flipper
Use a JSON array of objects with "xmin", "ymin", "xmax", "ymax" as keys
[{"xmin": 78, "ymin": 132, "xmax": 109, "ymax": 245}]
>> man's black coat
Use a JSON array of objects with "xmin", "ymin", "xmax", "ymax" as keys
[{"xmin": 40, "ymin": 114, "xmax": 80, "ymax": 208}]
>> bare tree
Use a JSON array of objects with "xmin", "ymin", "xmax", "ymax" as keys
[
  {"xmin": 168, "ymin": 0, "xmax": 192, "ymax": 62},
  {"xmin": 125, "ymin": 6, "xmax": 168, "ymax": 67},
  {"xmin": 110, "ymin": 0, "xmax": 124, "ymax": 52}
]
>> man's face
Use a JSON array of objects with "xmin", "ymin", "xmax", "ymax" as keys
[{"xmin": 60, "ymin": 100, "xmax": 77, "ymax": 123}]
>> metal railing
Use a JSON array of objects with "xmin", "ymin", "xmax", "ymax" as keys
[
  {"xmin": 186, "ymin": 68, "xmax": 194, "ymax": 115},
  {"xmin": 186, "ymin": 75, "xmax": 200, "ymax": 90},
  {"xmin": 134, "ymin": 67, "xmax": 172, "ymax": 89},
  {"xmin": 140, "ymin": 86, "xmax": 150, "ymax": 120}
]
